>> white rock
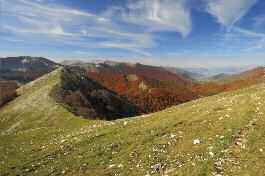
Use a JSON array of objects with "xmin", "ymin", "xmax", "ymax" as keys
[
  {"xmin": 170, "ymin": 134, "xmax": 176, "ymax": 138},
  {"xmin": 193, "ymin": 139, "xmax": 201, "ymax": 145},
  {"xmin": 235, "ymin": 141, "xmax": 242, "ymax": 146},
  {"xmin": 118, "ymin": 164, "xmax": 124, "ymax": 168},
  {"xmin": 209, "ymin": 152, "xmax": 214, "ymax": 157},
  {"xmin": 108, "ymin": 164, "xmax": 115, "ymax": 168},
  {"xmin": 152, "ymin": 163, "xmax": 162, "ymax": 172}
]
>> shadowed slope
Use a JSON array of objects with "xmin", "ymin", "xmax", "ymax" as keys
[
  {"xmin": 78, "ymin": 62, "xmax": 199, "ymax": 113},
  {"xmin": 53, "ymin": 67, "xmax": 139, "ymax": 120},
  {"xmin": 0, "ymin": 81, "xmax": 18, "ymax": 107}
]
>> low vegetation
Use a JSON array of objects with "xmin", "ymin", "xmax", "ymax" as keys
[{"xmin": 1, "ymin": 68, "xmax": 265, "ymax": 175}]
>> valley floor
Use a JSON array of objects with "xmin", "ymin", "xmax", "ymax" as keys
[{"xmin": 1, "ymin": 69, "xmax": 265, "ymax": 176}]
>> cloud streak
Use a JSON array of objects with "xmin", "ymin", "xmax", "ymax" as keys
[
  {"xmin": 2, "ymin": 0, "xmax": 265, "ymax": 63},
  {"xmin": 207, "ymin": 0, "xmax": 258, "ymax": 28},
  {"xmin": 107, "ymin": 0, "xmax": 192, "ymax": 37},
  {"xmin": 1, "ymin": 0, "xmax": 193, "ymax": 57},
  {"xmin": 1, "ymin": 0, "xmax": 153, "ymax": 56},
  {"xmin": 206, "ymin": 0, "xmax": 265, "ymax": 52}
]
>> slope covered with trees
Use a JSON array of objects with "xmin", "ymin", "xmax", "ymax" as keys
[
  {"xmin": 193, "ymin": 67, "xmax": 265, "ymax": 96},
  {"xmin": 53, "ymin": 67, "xmax": 139, "ymax": 120},
  {"xmin": 82, "ymin": 62, "xmax": 198, "ymax": 113},
  {"xmin": 0, "ymin": 56, "xmax": 59, "ymax": 84},
  {"xmin": 69, "ymin": 62, "xmax": 265, "ymax": 114}
]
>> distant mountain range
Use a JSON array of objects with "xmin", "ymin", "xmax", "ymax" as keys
[
  {"xmin": 64, "ymin": 61, "xmax": 198, "ymax": 113},
  {"xmin": 182, "ymin": 66, "xmax": 257, "ymax": 77},
  {"xmin": 0, "ymin": 56, "xmax": 60, "ymax": 84},
  {"xmin": 1, "ymin": 57, "xmax": 264, "ymax": 115},
  {"xmin": 217, "ymin": 66, "xmax": 265, "ymax": 83},
  {"xmin": 60, "ymin": 59, "xmax": 265, "ymax": 114},
  {"xmin": 4, "ymin": 57, "xmax": 262, "ymax": 119},
  {"xmin": 61, "ymin": 59, "xmax": 259, "ymax": 79},
  {"xmin": 164, "ymin": 67, "xmax": 205, "ymax": 81}
]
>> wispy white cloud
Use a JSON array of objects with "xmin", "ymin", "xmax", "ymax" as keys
[
  {"xmin": 231, "ymin": 27, "xmax": 265, "ymax": 51},
  {"xmin": 2, "ymin": 0, "xmax": 105, "ymax": 37},
  {"xmin": 56, "ymin": 39, "xmax": 153, "ymax": 57},
  {"xmin": 13, "ymin": 0, "xmax": 95, "ymax": 19},
  {"xmin": 207, "ymin": 0, "xmax": 258, "ymax": 28},
  {"xmin": 248, "ymin": 38, "xmax": 265, "ymax": 50},
  {"xmin": 3, "ymin": 24, "xmax": 75, "ymax": 37},
  {"xmin": 2, "ymin": 0, "xmax": 265, "ymax": 62},
  {"xmin": 253, "ymin": 14, "xmax": 265, "ymax": 28},
  {"xmin": 97, "ymin": 42, "xmax": 152, "ymax": 56},
  {"xmin": 3, "ymin": 0, "xmax": 192, "ymax": 58},
  {"xmin": 206, "ymin": 0, "xmax": 265, "ymax": 52},
  {"xmin": 106, "ymin": 0, "xmax": 192, "ymax": 37},
  {"xmin": 1, "ymin": 0, "xmax": 153, "ymax": 56},
  {"xmin": 233, "ymin": 27, "xmax": 265, "ymax": 38}
]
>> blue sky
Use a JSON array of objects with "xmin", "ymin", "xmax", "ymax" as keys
[{"xmin": 1, "ymin": 0, "xmax": 265, "ymax": 67}]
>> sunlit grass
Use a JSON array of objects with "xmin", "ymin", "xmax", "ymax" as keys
[{"xmin": 1, "ymin": 69, "xmax": 265, "ymax": 175}]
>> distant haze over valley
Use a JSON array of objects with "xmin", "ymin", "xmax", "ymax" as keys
[{"xmin": 60, "ymin": 58, "xmax": 260, "ymax": 76}]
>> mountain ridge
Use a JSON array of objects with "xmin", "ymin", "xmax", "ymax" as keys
[
  {"xmin": 52, "ymin": 66, "xmax": 139, "ymax": 120},
  {"xmin": 0, "ymin": 56, "xmax": 60, "ymax": 84},
  {"xmin": 1, "ymin": 68, "xmax": 265, "ymax": 175}
]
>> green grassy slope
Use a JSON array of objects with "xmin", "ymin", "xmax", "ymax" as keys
[{"xmin": 1, "ymin": 68, "xmax": 265, "ymax": 176}]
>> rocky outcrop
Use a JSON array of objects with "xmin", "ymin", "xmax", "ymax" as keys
[{"xmin": 0, "ymin": 81, "xmax": 18, "ymax": 107}]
